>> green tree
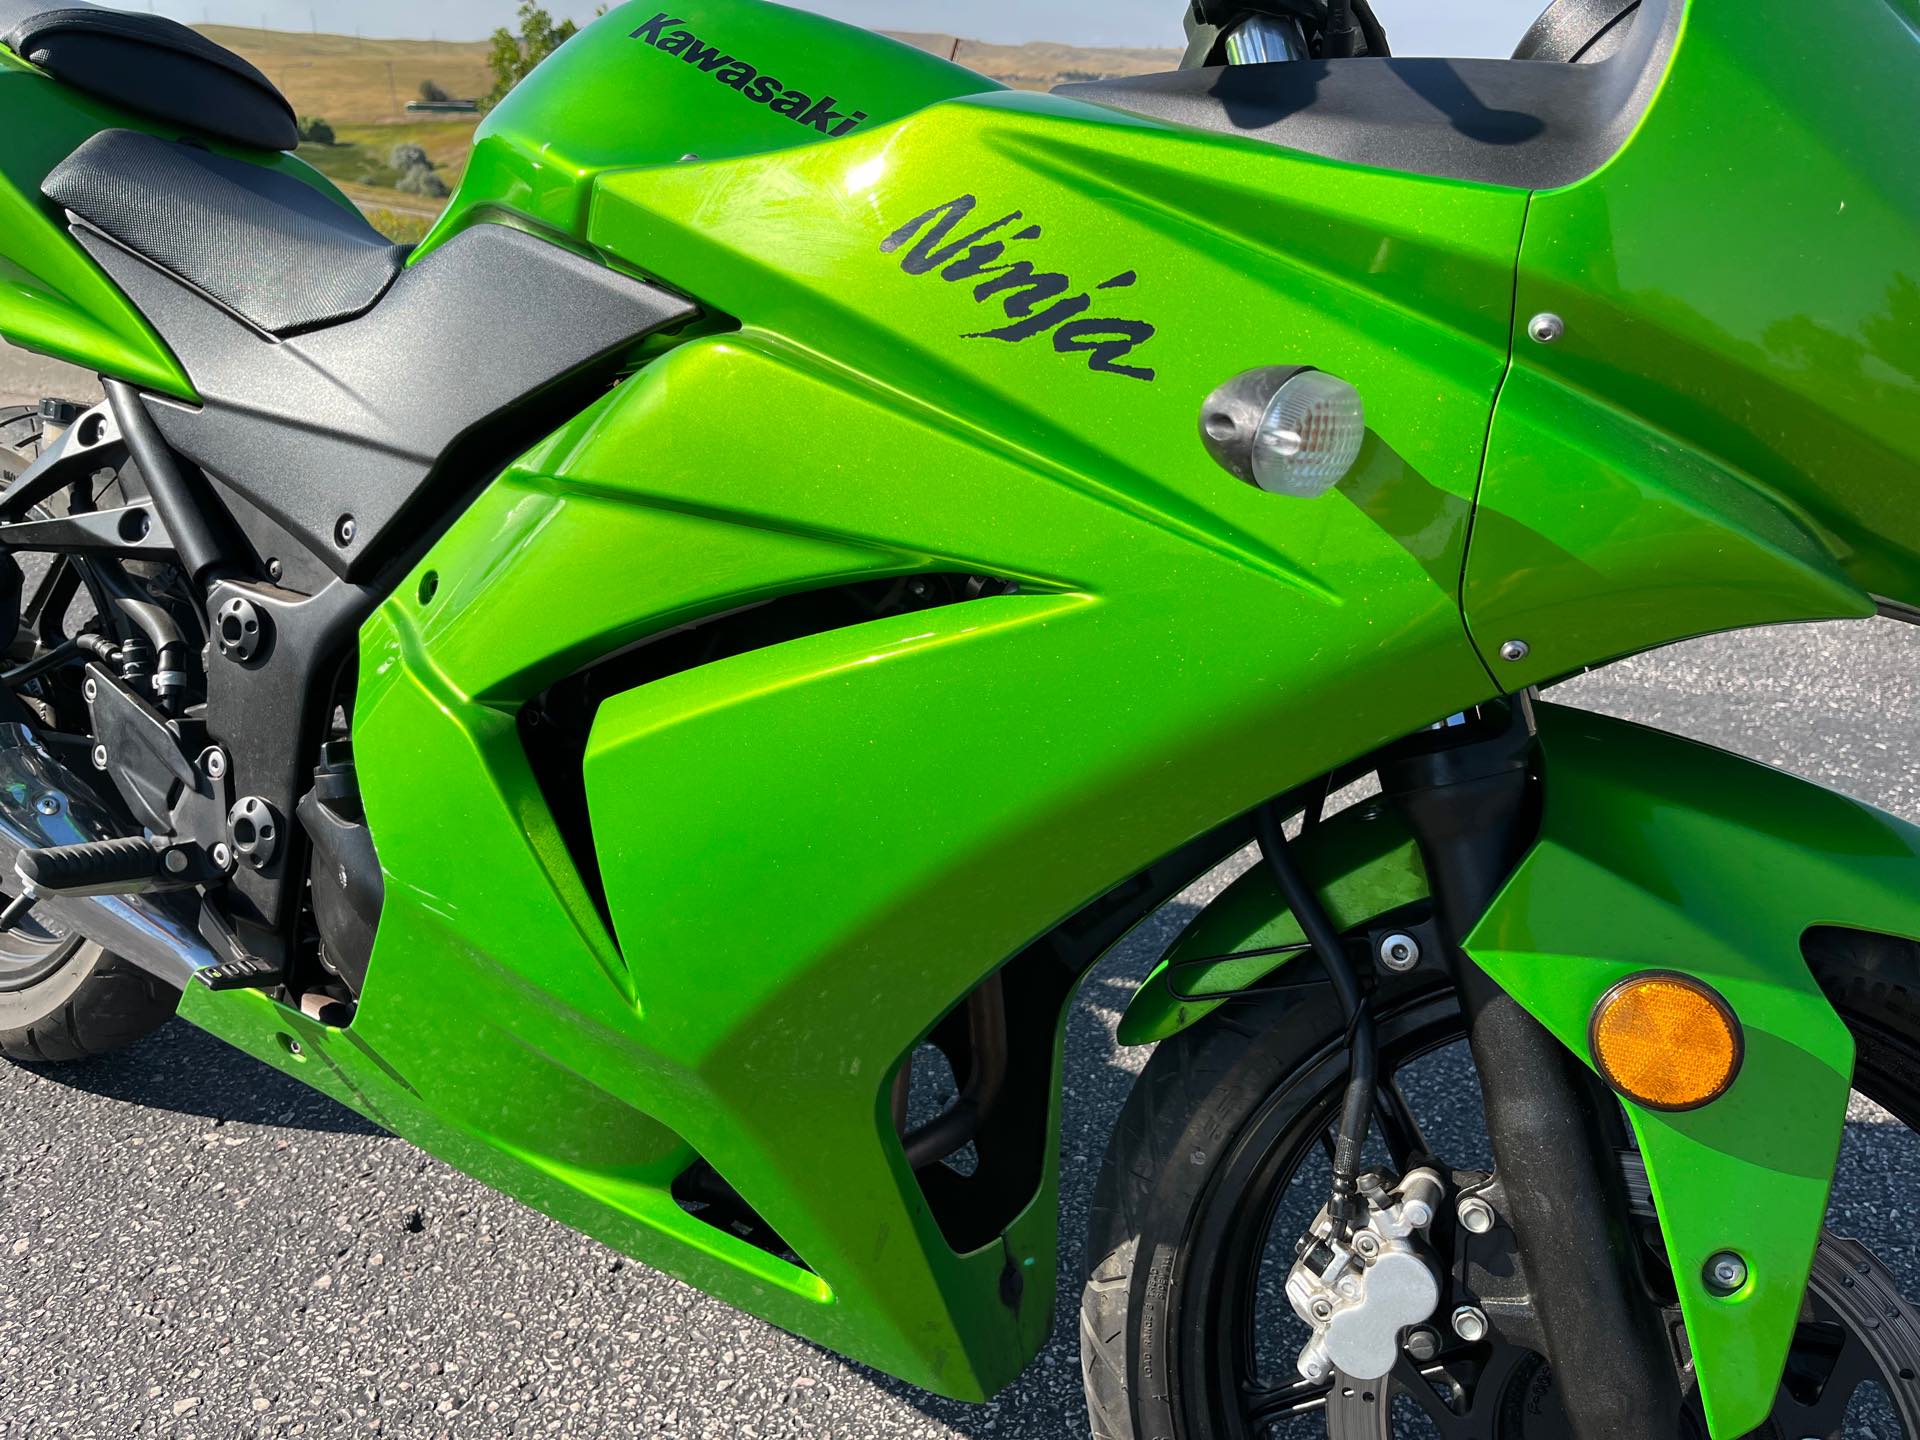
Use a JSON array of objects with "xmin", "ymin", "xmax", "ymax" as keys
[{"xmin": 484, "ymin": 3, "xmax": 580, "ymax": 107}]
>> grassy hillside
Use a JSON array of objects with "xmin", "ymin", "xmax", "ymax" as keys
[{"xmin": 208, "ymin": 24, "xmax": 1179, "ymax": 237}]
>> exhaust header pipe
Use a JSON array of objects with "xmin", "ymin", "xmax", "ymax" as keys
[{"xmin": 0, "ymin": 723, "xmax": 219, "ymax": 989}]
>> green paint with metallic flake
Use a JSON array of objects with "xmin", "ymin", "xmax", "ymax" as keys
[
  {"xmin": 168, "ymin": 2, "xmax": 1540, "ymax": 1388},
  {"xmin": 1467, "ymin": 0, "xmax": 1920, "ymax": 683},
  {"xmin": 415, "ymin": 2, "xmax": 1004, "ymax": 260},
  {"xmin": 12, "ymin": 0, "xmax": 1920, "ymax": 1429}
]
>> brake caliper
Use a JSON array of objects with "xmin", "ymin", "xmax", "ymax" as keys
[{"xmin": 1287, "ymin": 1167, "xmax": 1445, "ymax": 1383}]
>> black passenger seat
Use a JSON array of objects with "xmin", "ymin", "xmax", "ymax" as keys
[
  {"xmin": 44, "ymin": 130, "xmax": 407, "ymax": 337},
  {"xmin": 0, "ymin": 0, "xmax": 296, "ymax": 150}
]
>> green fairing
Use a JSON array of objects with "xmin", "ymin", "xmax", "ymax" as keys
[
  {"xmin": 416, "ymin": 1, "xmax": 1004, "ymax": 258},
  {"xmin": 1466, "ymin": 0, "xmax": 1920, "ymax": 680},
  {"xmin": 8, "ymin": 0, "xmax": 1919, "ymax": 1430},
  {"xmin": 0, "ymin": 47, "xmax": 353, "ymax": 400}
]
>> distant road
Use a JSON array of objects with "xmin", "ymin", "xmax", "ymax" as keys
[{"xmin": 0, "ymin": 343, "xmax": 98, "ymax": 411}]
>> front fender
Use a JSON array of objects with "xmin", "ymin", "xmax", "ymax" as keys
[
  {"xmin": 1119, "ymin": 700, "xmax": 1920, "ymax": 1439},
  {"xmin": 1468, "ymin": 702, "xmax": 1920, "ymax": 1437}
]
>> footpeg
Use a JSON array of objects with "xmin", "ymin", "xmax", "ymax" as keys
[{"xmin": 15, "ymin": 836, "xmax": 165, "ymax": 896}]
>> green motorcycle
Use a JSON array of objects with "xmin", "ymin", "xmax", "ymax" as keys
[{"xmin": 2, "ymin": 0, "xmax": 1918, "ymax": 1433}]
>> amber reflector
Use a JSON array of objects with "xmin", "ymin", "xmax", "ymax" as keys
[{"xmin": 1589, "ymin": 973, "xmax": 1743, "ymax": 1112}]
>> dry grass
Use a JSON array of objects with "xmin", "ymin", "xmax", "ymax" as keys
[
  {"xmin": 205, "ymin": 23, "xmax": 1180, "ymax": 124},
  {"xmin": 203, "ymin": 26, "xmax": 492, "ymax": 124},
  {"xmin": 215, "ymin": 24, "xmax": 1180, "ymax": 219}
]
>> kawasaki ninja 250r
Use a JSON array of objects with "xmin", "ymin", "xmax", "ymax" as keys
[{"xmin": 2, "ymin": 0, "xmax": 1919, "ymax": 1434}]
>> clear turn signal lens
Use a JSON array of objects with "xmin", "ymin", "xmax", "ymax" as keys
[{"xmin": 1251, "ymin": 371, "xmax": 1367, "ymax": 498}]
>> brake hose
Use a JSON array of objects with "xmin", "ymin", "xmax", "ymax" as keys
[{"xmin": 1257, "ymin": 803, "xmax": 1376, "ymax": 1234}]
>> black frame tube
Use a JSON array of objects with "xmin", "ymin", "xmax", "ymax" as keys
[{"xmin": 103, "ymin": 380, "xmax": 225, "ymax": 590}]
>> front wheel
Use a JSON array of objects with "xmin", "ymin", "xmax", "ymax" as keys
[{"xmin": 1082, "ymin": 941, "xmax": 1920, "ymax": 1439}]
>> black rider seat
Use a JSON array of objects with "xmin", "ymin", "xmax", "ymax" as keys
[
  {"xmin": 0, "ymin": 0, "xmax": 297, "ymax": 151},
  {"xmin": 44, "ymin": 130, "xmax": 407, "ymax": 337}
]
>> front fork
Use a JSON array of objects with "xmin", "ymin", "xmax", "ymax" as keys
[{"xmin": 1383, "ymin": 700, "xmax": 1685, "ymax": 1438}]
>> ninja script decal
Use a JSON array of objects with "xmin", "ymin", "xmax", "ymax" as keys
[{"xmin": 881, "ymin": 195, "xmax": 1159, "ymax": 382}]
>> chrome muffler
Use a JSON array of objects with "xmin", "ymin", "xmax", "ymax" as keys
[{"xmin": 0, "ymin": 722, "xmax": 217, "ymax": 989}]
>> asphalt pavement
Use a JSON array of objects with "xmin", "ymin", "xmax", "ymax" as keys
[{"xmin": 2, "ymin": 339, "xmax": 1919, "ymax": 1438}]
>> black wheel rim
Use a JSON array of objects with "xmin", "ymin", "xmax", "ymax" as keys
[{"xmin": 1173, "ymin": 986, "xmax": 1920, "ymax": 1438}]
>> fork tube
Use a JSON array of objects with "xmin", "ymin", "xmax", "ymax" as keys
[{"xmin": 1383, "ymin": 702, "xmax": 1683, "ymax": 1440}]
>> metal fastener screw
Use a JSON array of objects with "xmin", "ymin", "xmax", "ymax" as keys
[
  {"xmin": 1404, "ymin": 1327, "xmax": 1441, "ymax": 1363},
  {"xmin": 1457, "ymin": 1196, "xmax": 1497, "ymax": 1235},
  {"xmin": 202, "ymin": 748, "xmax": 228, "ymax": 780},
  {"xmin": 1311, "ymin": 1298, "xmax": 1334, "ymax": 1321},
  {"xmin": 267, "ymin": 558, "xmax": 284, "ymax": 582},
  {"xmin": 1707, "ymin": 1251, "xmax": 1749, "ymax": 1295},
  {"xmin": 1499, "ymin": 639, "xmax": 1531, "ymax": 663},
  {"xmin": 164, "ymin": 849, "xmax": 190, "ymax": 875},
  {"xmin": 1452, "ymin": 1305, "xmax": 1489, "ymax": 1343},
  {"xmin": 82, "ymin": 677, "xmax": 98, "ymax": 704},
  {"xmin": 1379, "ymin": 932, "xmax": 1421, "ymax": 972},
  {"xmin": 1353, "ymin": 1231, "xmax": 1380, "ymax": 1258},
  {"xmin": 91, "ymin": 744, "xmax": 108, "ymax": 771},
  {"xmin": 1528, "ymin": 312, "xmax": 1565, "ymax": 344},
  {"xmin": 33, "ymin": 792, "xmax": 60, "ymax": 817},
  {"xmin": 335, "ymin": 514, "xmax": 357, "ymax": 547},
  {"xmin": 212, "ymin": 843, "xmax": 234, "ymax": 871}
]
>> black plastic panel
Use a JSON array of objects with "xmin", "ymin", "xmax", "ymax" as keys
[
  {"xmin": 1056, "ymin": 0, "xmax": 1677, "ymax": 190},
  {"xmin": 0, "ymin": 1, "xmax": 297, "ymax": 150},
  {"xmin": 48, "ymin": 131, "xmax": 407, "ymax": 337},
  {"xmin": 81, "ymin": 224, "xmax": 698, "ymax": 579}
]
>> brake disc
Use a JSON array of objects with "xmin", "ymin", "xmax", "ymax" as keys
[{"xmin": 1324, "ymin": 1231, "xmax": 1920, "ymax": 1438}]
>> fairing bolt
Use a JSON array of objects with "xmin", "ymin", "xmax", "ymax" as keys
[
  {"xmin": 212, "ymin": 843, "xmax": 234, "ymax": 871},
  {"xmin": 82, "ymin": 677, "xmax": 98, "ymax": 704},
  {"xmin": 334, "ymin": 514, "xmax": 357, "ymax": 547},
  {"xmin": 1499, "ymin": 639, "xmax": 1531, "ymax": 663},
  {"xmin": 91, "ymin": 744, "xmax": 108, "ymax": 771},
  {"xmin": 33, "ymin": 793, "xmax": 59, "ymax": 817},
  {"xmin": 1458, "ymin": 1196, "xmax": 1496, "ymax": 1234},
  {"xmin": 1452, "ymin": 1305, "xmax": 1489, "ymax": 1343},
  {"xmin": 1707, "ymin": 1251, "xmax": 1749, "ymax": 1294},
  {"xmin": 1379, "ymin": 932, "xmax": 1421, "ymax": 972},
  {"xmin": 1528, "ymin": 312, "xmax": 1566, "ymax": 344}
]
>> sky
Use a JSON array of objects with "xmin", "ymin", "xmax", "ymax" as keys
[{"xmin": 153, "ymin": 0, "xmax": 1551, "ymax": 56}]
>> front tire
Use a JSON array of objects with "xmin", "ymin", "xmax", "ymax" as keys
[
  {"xmin": 1082, "ymin": 977, "xmax": 1461, "ymax": 1440},
  {"xmin": 1083, "ymin": 942, "xmax": 1920, "ymax": 1439}
]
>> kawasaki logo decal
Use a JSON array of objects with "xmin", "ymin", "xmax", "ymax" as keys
[
  {"xmin": 630, "ymin": 13, "xmax": 868, "ymax": 137},
  {"xmin": 881, "ymin": 195, "xmax": 1159, "ymax": 383}
]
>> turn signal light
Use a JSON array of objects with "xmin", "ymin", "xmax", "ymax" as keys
[{"xmin": 1589, "ymin": 973, "xmax": 1744, "ymax": 1111}]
